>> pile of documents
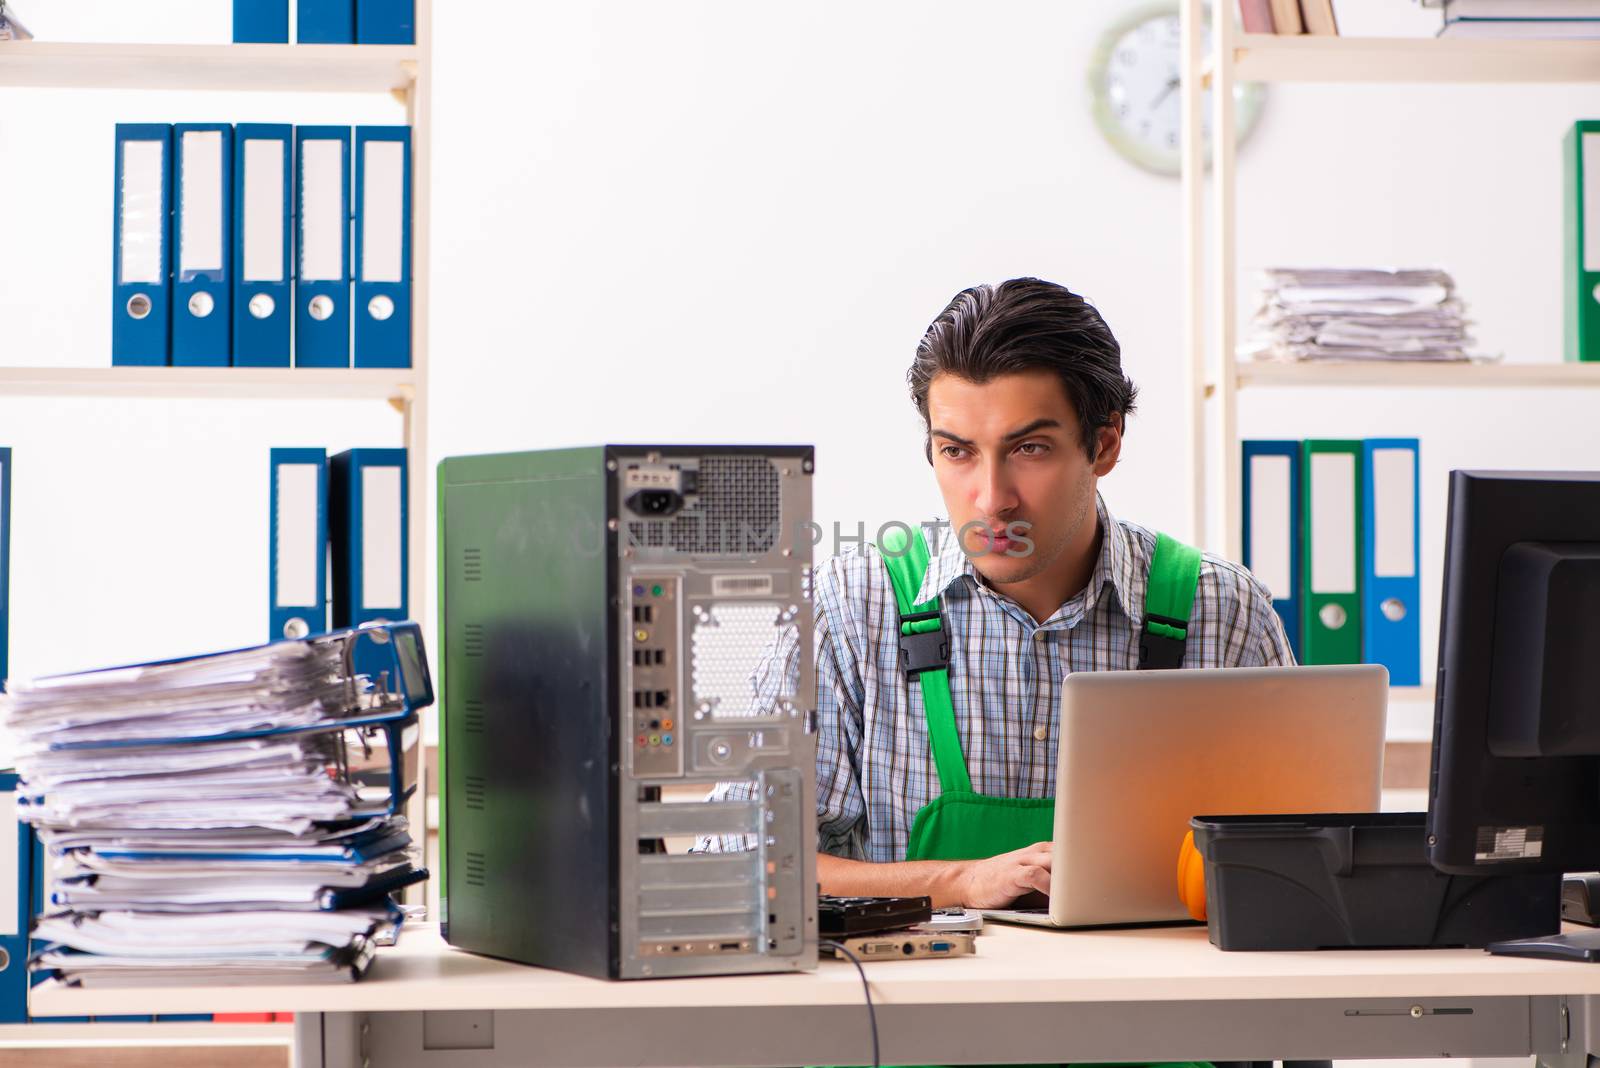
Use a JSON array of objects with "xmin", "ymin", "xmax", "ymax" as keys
[
  {"xmin": 2, "ymin": 626, "xmax": 430, "ymax": 987},
  {"xmin": 1243, "ymin": 267, "xmax": 1476, "ymax": 364}
]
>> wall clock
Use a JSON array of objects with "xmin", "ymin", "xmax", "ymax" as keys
[{"xmin": 1088, "ymin": 2, "xmax": 1266, "ymax": 177}]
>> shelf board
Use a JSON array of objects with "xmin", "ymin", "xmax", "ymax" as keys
[
  {"xmin": 1230, "ymin": 33, "xmax": 1600, "ymax": 84},
  {"xmin": 0, "ymin": 1021, "xmax": 292, "ymax": 1046},
  {"xmin": 1232, "ymin": 360, "xmax": 1600, "ymax": 390},
  {"xmin": 0, "ymin": 42, "xmax": 418, "ymax": 94},
  {"xmin": 0, "ymin": 366, "xmax": 415, "ymax": 402}
]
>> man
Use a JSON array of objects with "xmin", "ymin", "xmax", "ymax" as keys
[{"xmin": 708, "ymin": 278, "xmax": 1292, "ymax": 908}]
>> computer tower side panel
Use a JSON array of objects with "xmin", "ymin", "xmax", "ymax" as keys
[{"xmin": 440, "ymin": 447, "xmax": 619, "ymax": 978}]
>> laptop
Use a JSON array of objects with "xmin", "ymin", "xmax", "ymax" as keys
[{"xmin": 984, "ymin": 664, "xmax": 1387, "ymax": 928}]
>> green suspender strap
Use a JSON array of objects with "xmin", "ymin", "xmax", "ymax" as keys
[
  {"xmin": 1140, "ymin": 532, "xmax": 1203, "ymax": 670},
  {"xmin": 878, "ymin": 527, "xmax": 971, "ymax": 795}
]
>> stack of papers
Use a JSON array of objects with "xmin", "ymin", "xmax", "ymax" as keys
[
  {"xmin": 1244, "ymin": 267, "xmax": 1479, "ymax": 364},
  {"xmin": 2, "ymin": 631, "xmax": 428, "ymax": 987}
]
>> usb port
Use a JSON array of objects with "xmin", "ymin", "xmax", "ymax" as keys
[
  {"xmin": 653, "ymin": 650, "xmax": 665, "ymax": 665},
  {"xmin": 633, "ymin": 605, "xmax": 654, "ymax": 624},
  {"xmin": 653, "ymin": 690, "xmax": 669, "ymax": 707}
]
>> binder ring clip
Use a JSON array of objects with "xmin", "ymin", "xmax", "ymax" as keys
[
  {"xmin": 308, "ymin": 295, "xmax": 335, "ymax": 321},
  {"xmin": 1318, "ymin": 603, "xmax": 1348, "ymax": 631},
  {"xmin": 249, "ymin": 294, "xmax": 275, "ymax": 319},
  {"xmin": 368, "ymin": 295, "xmax": 394, "ymax": 321},
  {"xmin": 1380, "ymin": 597, "xmax": 1407, "ymax": 622},
  {"xmin": 126, "ymin": 294, "xmax": 152, "ymax": 320},
  {"xmin": 188, "ymin": 292, "xmax": 214, "ymax": 318}
]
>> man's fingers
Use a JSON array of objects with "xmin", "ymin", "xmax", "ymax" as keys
[{"xmin": 1022, "ymin": 864, "xmax": 1051, "ymax": 894}]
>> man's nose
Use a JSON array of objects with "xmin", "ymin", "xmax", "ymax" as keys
[{"xmin": 973, "ymin": 459, "xmax": 1017, "ymax": 519}]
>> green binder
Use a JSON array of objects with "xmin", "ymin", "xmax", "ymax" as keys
[
  {"xmin": 1565, "ymin": 120, "xmax": 1600, "ymax": 362},
  {"xmin": 1301, "ymin": 439, "xmax": 1363, "ymax": 665}
]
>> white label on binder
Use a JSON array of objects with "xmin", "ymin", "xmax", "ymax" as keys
[
  {"xmin": 0, "ymin": 791, "xmax": 17, "ymax": 936},
  {"xmin": 1372, "ymin": 448, "xmax": 1416, "ymax": 579},
  {"xmin": 362, "ymin": 140, "xmax": 405, "ymax": 284},
  {"xmin": 1310, "ymin": 452, "xmax": 1357, "ymax": 594},
  {"xmin": 179, "ymin": 129, "xmax": 223, "ymax": 274},
  {"xmin": 1586, "ymin": 133, "xmax": 1600, "ymax": 273},
  {"xmin": 362, "ymin": 465, "xmax": 403, "ymax": 611},
  {"xmin": 277, "ymin": 464, "xmax": 320, "ymax": 608},
  {"xmin": 243, "ymin": 138, "xmax": 285, "ymax": 283},
  {"xmin": 1247, "ymin": 454, "xmax": 1292, "ymax": 599},
  {"xmin": 300, "ymin": 140, "xmax": 344, "ymax": 283},
  {"xmin": 120, "ymin": 139, "xmax": 165, "ymax": 285}
]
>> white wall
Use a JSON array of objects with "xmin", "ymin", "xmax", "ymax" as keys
[{"xmin": 3, "ymin": 0, "xmax": 1599, "ymax": 750}]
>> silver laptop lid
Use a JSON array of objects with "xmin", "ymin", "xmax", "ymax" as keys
[{"xmin": 1048, "ymin": 664, "xmax": 1387, "ymax": 927}]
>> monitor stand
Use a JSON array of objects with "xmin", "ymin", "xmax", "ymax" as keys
[{"xmin": 1488, "ymin": 932, "xmax": 1600, "ymax": 963}]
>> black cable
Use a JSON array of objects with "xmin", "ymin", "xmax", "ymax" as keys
[{"xmin": 821, "ymin": 939, "xmax": 880, "ymax": 1068}]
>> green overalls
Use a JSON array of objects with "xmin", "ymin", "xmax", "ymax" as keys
[{"xmin": 874, "ymin": 525, "xmax": 1206, "ymax": 1068}]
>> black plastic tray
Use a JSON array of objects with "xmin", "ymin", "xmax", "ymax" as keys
[{"xmin": 1190, "ymin": 812, "xmax": 1560, "ymax": 951}]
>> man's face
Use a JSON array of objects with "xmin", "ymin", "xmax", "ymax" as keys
[{"xmin": 925, "ymin": 369, "xmax": 1121, "ymax": 589}]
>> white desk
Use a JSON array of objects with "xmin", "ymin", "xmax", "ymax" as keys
[{"xmin": 28, "ymin": 924, "xmax": 1600, "ymax": 1067}]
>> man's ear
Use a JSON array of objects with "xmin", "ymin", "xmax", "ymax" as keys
[{"xmin": 1092, "ymin": 415, "xmax": 1123, "ymax": 477}]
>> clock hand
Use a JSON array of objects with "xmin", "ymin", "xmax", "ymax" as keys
[{"xmin": 1150, "ymin": 75, "xmax": 1180, "ymax": 109}]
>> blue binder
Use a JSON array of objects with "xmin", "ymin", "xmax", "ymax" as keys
[
  {"xmin": 112, "ymin": 124, "xmax": 173, "ymax": 367},
  {"xmin": 233, "ymin": 0, "xmax": 288, "ymax": 43},
  {"xmin": 298, "ymin": 0, "xmax": 354, "ymax": 42},
  {"xmin": 1362, "ymin": 438, "xmax": 1422, "ymax": 686},
  {"xmin": 270, "ymin": 448, "xmax": 329, "ymax": 642},
  {"xmin": 1241, "ymin": 440, "xmax": 1303, "ymax": 660},
  {"xmin": 233, "ymin": 124, "xmax": 294, "ymax": 368},
  {"xmin": 0, "ymin": 773, "xmax": 28, "ymax": 1024},
  {"xmin": 172, "ymin": 124, "xmax": 233, "ymax": 368},
  {"xmin": 329, "ymin": 450, "xmax": 407, "ymax": 685},
  {"xmin": 356, "ymin": 0, "xmax": 414, "ymax": 43},
  {"xmin": 353, "ymin": 127, "xmax": 412, "ymax": 369},
  {"xmin": 0, "ymin": 447, "xmax": 10, "ymax": 693},
  {"xmin": 294, "ymin": 127, "xmax": 351, "ymax": 368}
]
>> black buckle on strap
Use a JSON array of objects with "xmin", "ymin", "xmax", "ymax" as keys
[
  {"xmin": 1138, "ymin": 612, "xmax": 1188, "ymax": 671},
  {"xmin": 898, "ymin": 610, "xmax": 950, "ymax": 678}
]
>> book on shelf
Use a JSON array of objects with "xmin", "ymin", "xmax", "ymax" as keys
[
  {"xmin": 1241, "ymin": 0, "xmax": 1276, "ymax": 33},
  {"xmin": 1441, "ymin": 0, "xmax": 1600, "ymax": 35},
  {"xmin": 1301, "ymin": 0, "xmax": 1340, "ymax": 34},
  {"xmin": 1441, "ymin": 17, "xmax": 1600, "ymax": 36},
  {"xmin": 1270, "ymin": 0, "xmax": 1305, "ymax": 33},
  {"xmin": 1446, "ymin": 0, "xmax": 1600, "ymax": 17}
]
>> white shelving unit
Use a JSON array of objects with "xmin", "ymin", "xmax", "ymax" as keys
[
  {"xmin": 1177, "ymin": 17, "xmax": 1600, "ymax": 737},
  {"xmin": 0, "ymin": 4, "xmax": 433, "ymax": 1039},
  {"xmin": 1179, "ymin": 19, "xmax": 1600, "ymax": 559}
]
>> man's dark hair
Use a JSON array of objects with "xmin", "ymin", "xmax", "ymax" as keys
[{"xmin": 908, "ymin": 278, "xmax": 1138, "ymax": 461}]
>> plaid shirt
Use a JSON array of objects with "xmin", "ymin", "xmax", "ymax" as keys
[{"xmin": 701, "ymin": 495, "xmax": 1294, "ymax": 862}]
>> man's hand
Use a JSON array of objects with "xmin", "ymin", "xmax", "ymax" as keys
[
  {"xmin": 956, "ymin": 842, "xmax": 1053, "ymax": 909},
  {"xmin": 816, "ymin": 844, "xmax": 1053, "ymax": 908}
]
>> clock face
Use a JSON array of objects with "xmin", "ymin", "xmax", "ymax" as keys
[{"xmin": 1087, "ymin": 3, "xmax": 1265, "ymax": 176}]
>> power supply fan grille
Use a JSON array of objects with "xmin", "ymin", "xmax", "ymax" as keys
[{"xmin": 627, "ymin": 455, "xmax": 781, "ymax": 555}]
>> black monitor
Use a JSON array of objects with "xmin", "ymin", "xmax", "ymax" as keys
[{"xmin": 1428, "ymin": 470, "xmax": 1600, "ymax": 958}]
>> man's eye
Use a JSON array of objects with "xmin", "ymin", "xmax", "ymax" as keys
[
  {"xmin": 1016, "ymin": 442, "xmax": 1048, "ymax": 456},
  {"xmin": 940, "ymin": 445, "xmax": 966, "ymax": 460}
]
